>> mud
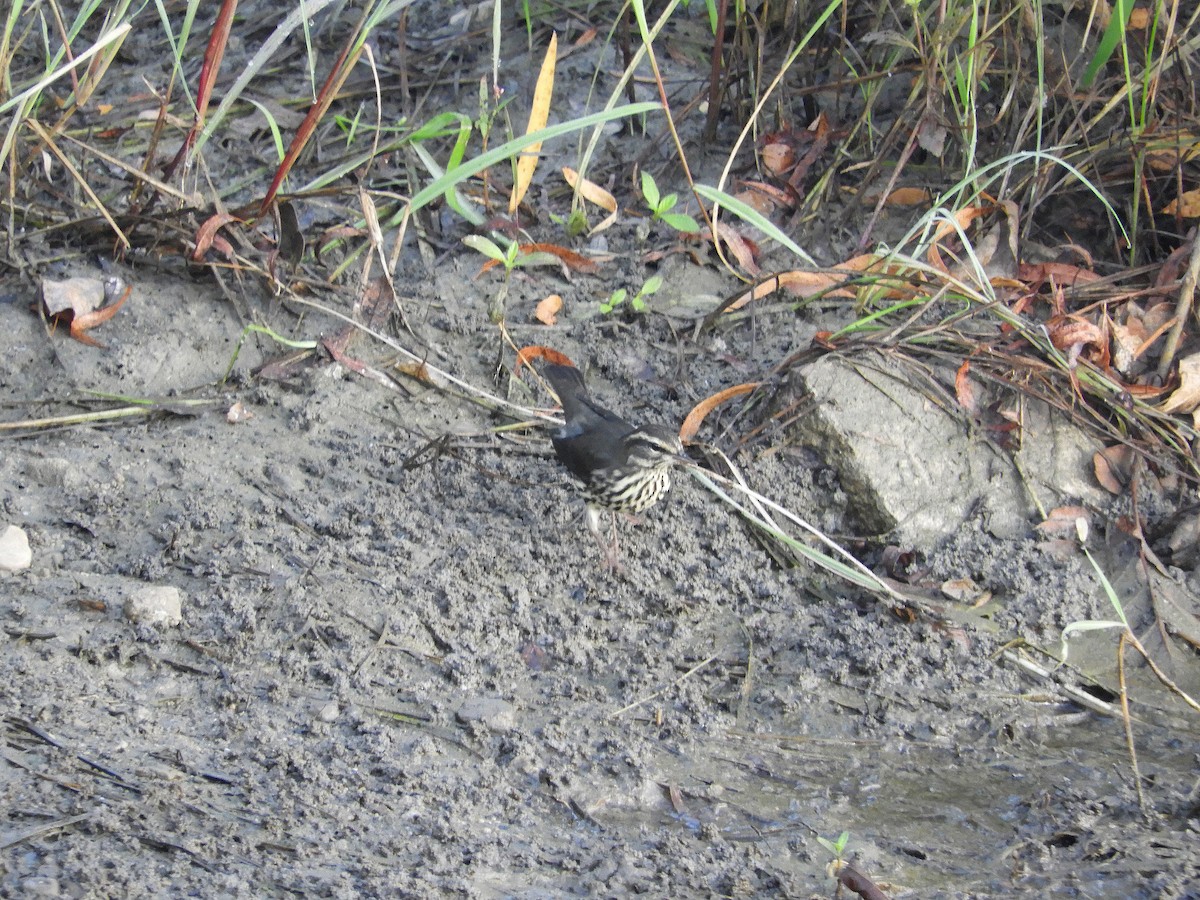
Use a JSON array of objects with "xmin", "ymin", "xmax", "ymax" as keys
[{"xmin": 3, "ymin": 3, "xmax": 1199, "ymax": 898}]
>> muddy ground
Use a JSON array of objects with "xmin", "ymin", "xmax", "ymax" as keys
[{"xmin": 3, "ymin": 3, "xmax": 1200, "ymax": 898}]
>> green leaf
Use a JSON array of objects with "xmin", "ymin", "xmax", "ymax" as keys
[
  {"xmin": 409, "ymin": 111, "xmax": 469, "ymax": 143},
  {"xmin": 641, "ymin": 274, "xmax": 663, "ymax": 295},
  {"xmin": 660, "ymin": 212, "xmax": 701, "ymax": 233},
  {"xmin": 565, "ymin": 208, "xmax": 589, "ymax": 238},
  {"xmin": 657, "ymin": 192, "xmax": 678, "ymax": 213},
  {"xmin": 640, "ymin": 169, "xmax": 660, "ymax": 209},
  {"xmin": 404, "ymin": 102, "xmax": 661, "ymax": 221},
  {"xmin": 694, "ymin": 183, "xmax": 816, "ymax": 266},
  {"xmin": 1080, "ymin": 0, "xmax": 1134, "ymax": 89},
  {"xmin": 462, "ymin": 234, "xmax": 509, "ymax": 263}
]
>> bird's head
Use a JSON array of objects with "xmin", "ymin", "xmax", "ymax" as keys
[{"xmin": 623, "ymin": 425, "xmax": 688, "ymax": 469}]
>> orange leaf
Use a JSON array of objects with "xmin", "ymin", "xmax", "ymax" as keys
[
  {"xmin": 514, "ymin": 345, "xmax": 574, "ymax": 376},
  {"xmin": 680, "ymin": 382, "xmax": 761, "ymax": 443},
  {"xmin": 1163, "ymin": 187, "xmax": 1200, "ymax": 218},
  {"xmin": 1017, "ymin": 261, "xmax": 1101, "ymax": 288},
  {"xmin": 523, "ymin": 242, "xmax": 599, "ymax": 273},
  {"xmin": 69, "ymin": 283, "xmax": 130, "ymax": 347},
  {"xmin": 927, "ymin": 205, "xmax": 988, "ymax": 273},
  {"xmin": 727, "ymin": 270, "xmax": 854, "ymax": 311},
  {"xmin": 955, "ymin": 359, "xmax": 978, "ymax": 416},
  {"xmin": 884, "ymin": 187, "xmax": 931, "ymax": 207},
  {"xmin": 510, "ymin": 32, "xmax": 557, "ymax": 214},
  {"xmin": 534, "ymin": 294, "xmax": 563, "ymax": 325}
]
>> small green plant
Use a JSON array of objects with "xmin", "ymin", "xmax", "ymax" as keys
[
  {"xmin": 600, "ymin": 274, "xmax": 663, "ymax": 314},
  {"xmin": 550, "ymin": 207, "xmax": 590, "ymax": 239},
  {"xmin": 816, "ymin": 830, "xmax": 850, "ymax": 862},
  {"xmin": 463, "ymin": 234, "xmax": 523, "ymax": 277},
  {"xmin": 640, "ymin": 171, "xmax": 700, "ymax": 233}
]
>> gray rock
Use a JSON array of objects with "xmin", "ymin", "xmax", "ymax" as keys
[
  {"xmin": 792, "ymin": 353, "xmax": 1104, "ymax": 549},
  {"xmin": 123, "ymin": 585, "xmax": 183, "ymax": 628},
  {"xmin": 455, "ymin": 697, "xmax": 516, "ymax": 732}
]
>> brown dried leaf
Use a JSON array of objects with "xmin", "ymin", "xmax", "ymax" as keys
[
  {"xmin": 761, "ymin": 142, "xmax": 794, "ymax": 177},
  {"xmin": 510, "ymin": 32, "xmax": 556, "ymax": 214},
  {"xmin": 714, "ymin": 221, "xmax": 759, "ymax": 275},
  {"xmin": 680, "ymin": 382, "xmax": 760, "ymax": 443},
  {"xmin": 1092, "ymin": 446, "xmax": 1132, "ymax": 494},
  {"xmin": 561, "ymin": 167, "xmax": 616, "ymax": 213},
  {"xmin": 41, "ymin": 276, "xmax": 107, "ymax": 318},
  {"xmin": 534, "ymin": 294, "xmax": 563, "ymax": 325},
  {"xmin": 1163, "ymin": 188, "xmax": 1200, "ymax": 218},
  {"xmin": 1162, "ymin": 353, "xmax": 1200, "ymax": 414},
  {"xmin": 884, "ymin": 187, "xmax": 931, "ymax": 207},
  {"xmin": 1037, "ymin": 506, "xmax": 1092, "ymax": 535},
  {"xmin": 955, "ymin": 359, "xmax": 978, "ymax": 416},
  {"xmin": 192, "ymin": 212, "xmax": 242, "ymax": 261}
]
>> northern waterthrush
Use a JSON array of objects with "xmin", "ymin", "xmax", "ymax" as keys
[{"xmin": 543, "ymin": 363, "xmax": 686, "ymax": 561}]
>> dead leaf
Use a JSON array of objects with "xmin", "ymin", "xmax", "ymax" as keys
[
  {"xmin": 534, "ymin": 294, "xmax": 563, "ymax": 325},
  {"xmin": 955, "ymin": 359, "xmax": 978, "ymax": 416},
  {"xmin": 883, "ymin": 187, "xmax": 931, "ymax": 207},
  {"xmin": 761, "ymin": 141, "xmax": 794, "ymax": 177},
  {"xmin": 1093, "ymin": 446, "xmax": 1132, "ymax": 494},
  {"xmin": 1036, "ymin": 505, "xmax": 1092, "ymax": 536},
  {"xmin": 680, "ymin": 382, "xmax": 760, "ymax": 443},
  {"xmin": 192, "ymin": 212, "xmax": 242, "ymax": 261},
  {"xmin": 509, "ymin": 32, "xmax": 556, "ymax": 214},
  {"xmin": 41, "ymin": 276, "xmax": 129, "ymax": 347},
  {"xmin": 562, "ymin": 167, "xmax": 616, "ymax": 212},
  {"xmin": 714, "ymin": 221, "xmax": 760, "ymax": 275},
  {"xmin": 514, "ymin": 345, "xmax": 574, "ymax": 376},
  {"xmin": 1161, "ymin": 353, "xmax": 1200, "ymax": 414},
  {"xmin": 1163, "ymin": 188, "xmax": 1200, "ymax": 219}
]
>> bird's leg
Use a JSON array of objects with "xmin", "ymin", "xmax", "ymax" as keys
[{"xmin": 586, "ymin": 504, "xmax": 625, "ymax": 573}]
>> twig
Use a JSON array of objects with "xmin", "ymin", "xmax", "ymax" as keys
[{"xmin": 1157, "ymin": 225, "xmax": 1200, "ymax": 379}]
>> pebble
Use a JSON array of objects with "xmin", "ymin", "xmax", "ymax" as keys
[
  {"xmin": 455, "ymin": 697, "xmax": 516, "ymax": 732},
  {"xmin": 123, "ymin": 585, "xmax": 183, "ymax": 628},
  {"xmin": 0, "ymin": 525, "xmax": 32, "ymax": 572}
]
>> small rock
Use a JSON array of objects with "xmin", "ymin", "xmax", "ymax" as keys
[
  {"xmin": 124, "ymin": 585, "xmax": 183, "ymax": 628},
  {"xmin": 0, "ymin": 525, "xmax": 32, "ymax": 572},
  {"xmin": 317, "ymin": 700, "xmax": 340, "ymax": 723},
  {"xmin": 455, "ymin": 697, "xmax": 516, "ymax": 732}
]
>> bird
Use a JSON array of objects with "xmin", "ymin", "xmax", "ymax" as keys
[{"xmin": 542, "ymin": 363, "xmax": 686, "ymax": 565}]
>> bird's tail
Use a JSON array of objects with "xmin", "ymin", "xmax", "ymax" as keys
[{"xmin": 543, "ymin": 363, "xmax": 591, "ymax": 420}]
